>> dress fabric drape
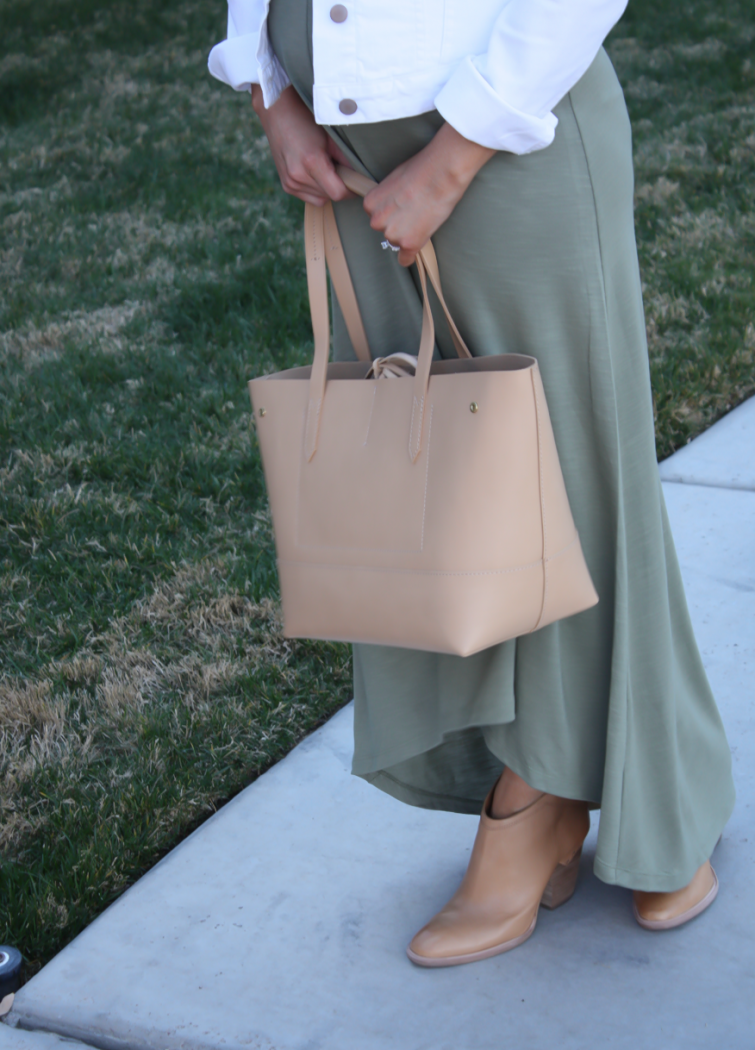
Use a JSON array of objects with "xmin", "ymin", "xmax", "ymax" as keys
[{"xmin": 266, "ymin": 0, "xmax": 735, "ymax": 892}]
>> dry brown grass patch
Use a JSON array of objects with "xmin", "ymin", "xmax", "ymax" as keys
[
  {"xmin": 0, "ymin": 302, "xmax": 147, "ymax": 367},
  {"xmin": 1, "ymin": 559, "xmax": 288, "ymax": 796}
]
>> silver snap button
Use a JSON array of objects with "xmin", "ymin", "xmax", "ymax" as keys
[
  {"xmin": 338, "ymin": 98, "xmax": 357, "ymax": 115},
  {"xmin": 330, "ymin": 4, "xmax": 348, "ymax": 22}
]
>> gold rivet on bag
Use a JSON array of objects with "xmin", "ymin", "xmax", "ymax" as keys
[
  {"xmin": 259, "ymin": 408, "xmax": 267, "ymax": 417},
  {"xmin": 470, "ymin": 402, "xmax": 479, "ymax": 413}
]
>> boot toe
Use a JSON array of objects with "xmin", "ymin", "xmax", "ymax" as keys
[
  {"xmin": 633, "ymin": 861, "xmax": 718, "ymax": 930},
  {"xmin": 407, "ymin": 913, "xmax": 490, "ymax": 962},
  {"xmin": 407, "ymin": 907, "xmax": 537, "ymax": 966}
]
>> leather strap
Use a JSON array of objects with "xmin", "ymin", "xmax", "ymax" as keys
[
  {"xmin": 335, "ymin": 165, "xmax": 472, "ymax": 361},
  {"xmin": 322, "ymin": 202, "xmax": 371, "ymax": 364},
  {"xmin": 304, "ymin": 203, "xmax": 330, "ymax": 461},
  {"xmin": 303, "ymin": 166, "xmax": 472, "ymax": 461},
  {"xmin": 409, "ymin": 253, "xmax": 437, "ymax": 462}
]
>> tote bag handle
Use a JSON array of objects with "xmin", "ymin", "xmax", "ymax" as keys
[
  {"xmin": 331, "ymin": 165, "xmax": 472, "ymax": 362},
  {"xmin": 303, "ymin": 167, "xmax": 471, "ymax": 463}
]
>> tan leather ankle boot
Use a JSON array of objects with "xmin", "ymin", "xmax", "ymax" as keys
[
  {"xmin": 407, "ymin": 791, "xmax": 590, "ymax": 967},
  {"xmin": 633, "ymin": 861, "xmax": 718, "ymax": 930}
]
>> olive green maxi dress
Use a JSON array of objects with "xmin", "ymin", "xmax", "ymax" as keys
[{"xmin": 266, "ymin": 0, "xmax": 735, "ymax": 892}]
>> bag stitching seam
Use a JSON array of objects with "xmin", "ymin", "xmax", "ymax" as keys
[
  {"xmin": 531, "ymin": 369, "xmax": 548, "ymax": 632},
  {"xmin": 279, "ymin": 534, "xmax": 578, "ymax": 576},
  {"xmin": 419, "ymin": 403, "xmax": 433, "ymax": 552}
]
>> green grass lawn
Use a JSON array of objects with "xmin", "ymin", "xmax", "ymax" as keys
[{"xmin": 1, "ymin": 0, "xmax": 753, "ymax": 978}]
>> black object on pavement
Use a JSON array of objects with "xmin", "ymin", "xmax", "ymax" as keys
[{"xmin": 0, "ymin": 946, "xmax": 23, "ymax": 997}]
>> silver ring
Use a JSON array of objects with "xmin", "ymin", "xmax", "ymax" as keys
[{"xmin": 381, "ymin": 240, "xmax": 400, "ymax": 252}]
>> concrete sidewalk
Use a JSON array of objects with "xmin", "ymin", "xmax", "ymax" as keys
[
  {"xmin": 4, "ymin": 399, "xmax": 754, "ymax": 1050},
  {"xmin": 0, "ymin": 1021, "xmax": 95, "ymax": 1050}
]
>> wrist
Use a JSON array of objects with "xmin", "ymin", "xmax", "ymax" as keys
[
  {"xmin": 433, "ymin": 123, "xmax": 495, "ymax": 192},
  {"xmin": 251, "ymin": 83, "xmax": 265, "ymax": 117}
]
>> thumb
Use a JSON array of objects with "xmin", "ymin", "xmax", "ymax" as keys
[{"xmin": 310, "ymin": 153, "xmax": 355, "ymax": 202}]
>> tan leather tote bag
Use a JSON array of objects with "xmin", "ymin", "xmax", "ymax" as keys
[{"xmin": 248, "ymin": 171, "xmax": 598, "ymax": 656}]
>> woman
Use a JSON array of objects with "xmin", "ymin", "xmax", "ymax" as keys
[{"xmin": 209, "ymin": 0, "xmax": 735, "ymax": 966}]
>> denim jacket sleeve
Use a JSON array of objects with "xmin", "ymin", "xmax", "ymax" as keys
[
  {"xmin": 208, "ymin": 0, "xmax": 628, "ymax": 154},
  {"xmin": 435, "ymin": 0, "xmax": 628, "ymax": 153},
  {"xmin": 207, "ymin": 0, "xmax": 290, "ymax": 104}
]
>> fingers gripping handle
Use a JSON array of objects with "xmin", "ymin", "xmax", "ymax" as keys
[{"xmin": 335, "ymin": 165, "xmax": 472, "ymax": 361}]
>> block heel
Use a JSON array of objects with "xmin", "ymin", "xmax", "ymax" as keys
[{"xmin": 541, "ymin": 847, "xmax": 582, "ymax": 910}]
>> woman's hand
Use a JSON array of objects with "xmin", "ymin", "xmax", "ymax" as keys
[
  {"xmin": 362, "ymin": 124, "xmax": 495, "ymax": 267},
  {"xmin": 252, "ymin": 84, "xmax": 353, "ymax": 206}
]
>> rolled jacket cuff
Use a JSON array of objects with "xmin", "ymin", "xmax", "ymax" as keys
[
  {"xmin": 207, "ymin": 32, "xmax": 291, "ymax": 103},
  {"xmin": 208, "ymin": 34, "xmax": 259, "ymax": 91},
  {"xmin": 258, "ymin": 56, "xmax": 291, "ymax": 107},
  {"xmin": 434, "ymin": 55, "xmax": 558, "ymax": 154}
]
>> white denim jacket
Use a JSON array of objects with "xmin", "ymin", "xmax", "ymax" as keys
[{"xmin": 208, "ymin": 0, "xmax": 627, "ymax": 154}]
